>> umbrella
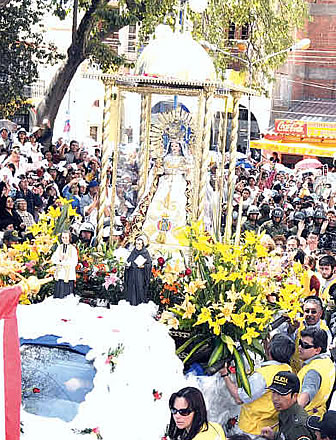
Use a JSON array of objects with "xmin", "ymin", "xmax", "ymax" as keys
[
  {"xmin": 0, "ymin": 119, "xmax": 17, "ymax": 132},
  {"xmin": 295, "ymin": 158, "xmax": 322, "ymax": 170}
]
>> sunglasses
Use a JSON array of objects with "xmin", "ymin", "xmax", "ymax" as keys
[
  {"xmin": 299, "ymin": 339, "xmax": 315, "ymax": 350},
  {"xmin": 170, "ymin": 407, "xmax": 193, "ymax": 416},
  {"xmin": 303, "ymin": 309, "xmax": 318, "ymax": 315}
]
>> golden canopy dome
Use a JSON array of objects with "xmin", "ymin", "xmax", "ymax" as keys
[{"xmin": 135, "ymin": 26, "xmax": 217, "ymax": 83}]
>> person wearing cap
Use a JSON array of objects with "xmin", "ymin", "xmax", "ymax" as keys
[
  {"xmin": 241, "ymin": 205, "xmax": 260, "ymax": 233},
  {"xmin": 15, "ymin": 128, "xmax": 31, "ymax": 158},
  {"xmin": 307, "ymin": 410, "xmax": 336, "ymax": 440},
  {"xmin": 297, "ymin": 328, "xmax": 335, "ymax": 417},
  {"xmin": 260, "ymin": 208, "xmax": 288, "ymax": 238},
  {"xmin": 219, "ymin": 334, "xmax": 295, "ymax": 436},
  {"xmin": 2, "ymin": 230, "xmax": 21, "ymax": 247},
  {"xmin": 80, "ymin": 180, "xmax": 100, "ymax": 224},
  {"xmin": 261, "ymin": 371, "xmax": 315, "ymax": 440}
]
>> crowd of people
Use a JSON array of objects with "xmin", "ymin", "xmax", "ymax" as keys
[
  {"xmin": 2, "ymin": 122, "xmax": 336, "ymax": 440},
  {"xmin": 0, "ymin": 125, "xmax": 139, "ymax": 246}
]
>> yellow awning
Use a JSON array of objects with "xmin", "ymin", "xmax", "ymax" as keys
[{"xmin": 250, "ymin": 139, "xmax": 336, "ymax": 158}]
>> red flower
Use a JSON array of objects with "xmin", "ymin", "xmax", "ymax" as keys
[
  {"xmin": 83, "ymin": 261, "xmax": 89, "ymax": 268},
  {"xmin": 111, "ymin": 267, "xmax": 117, "ymax": 273},
  {"xmin": 229, "ymin": 366, "xmax": 236, "ymax": 374},
  {"xmin": 33, "ymin": 387, "xmax": 40, "ymax": 393},
  {"xmin": 185, "ymin": 268, "xmax": 192, "ymax": 276},
  {"xmin": 157, "ymin": 257, "xmax": 165, "ymax": 267},
  {"xmin": 153, "ymin": 389, "xmax": 162, "ymax": 401}
]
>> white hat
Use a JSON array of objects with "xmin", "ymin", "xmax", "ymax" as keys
[{"xmin": 136, "ymin": 234, "xmax": 149, "ymax": 247}]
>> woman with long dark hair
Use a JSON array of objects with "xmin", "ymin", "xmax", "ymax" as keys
[{"xmin": 167, "ymin": 387, "xmax": 225, "ymax": 440}]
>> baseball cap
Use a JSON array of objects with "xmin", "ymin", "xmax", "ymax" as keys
[
  {"xmin": 307, "ymin": 411, "xmax": 336, "ymax": 439},
  {"xmin": 88, "ymin": 180, "xmax": 98, "ymax": 189},
  {"xmin": 3, "ymin": 231, "xmax": 20, "ymax": 243},
  {"xmin": 267, "ymin": 371, "xmax": 300, "ymax": 395}
]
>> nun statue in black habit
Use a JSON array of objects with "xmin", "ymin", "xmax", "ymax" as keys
[{"xmin": 124, "ymin": 235, "xmax": 152, "ymax": 305}]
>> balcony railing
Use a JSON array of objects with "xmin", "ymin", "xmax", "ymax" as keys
[{"xmin": 23, "ymin": 80, "xmax": 46, "ymax": 99}]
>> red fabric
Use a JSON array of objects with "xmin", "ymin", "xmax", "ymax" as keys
[
  {"xmin": 0, "ymin": 286, "xmax": 22, "ymax": 440},
  {"xmin": 310, "ymin": 275, "xmax": 321, "ymax": 296}
]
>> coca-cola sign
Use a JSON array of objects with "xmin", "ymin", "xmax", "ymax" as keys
[{"xmin": 275, "ymin": 119, "xmax": 307, "ymax": 136}]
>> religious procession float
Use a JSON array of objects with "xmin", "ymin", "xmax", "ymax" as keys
[{"xmin": 0, "ymin": 12, "xmax": 314, "ymax": 440}]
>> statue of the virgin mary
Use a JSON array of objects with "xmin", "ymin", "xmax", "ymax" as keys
[{"xmin": 126, "ymin": 109, "xmax": 195, "ymax": 251}]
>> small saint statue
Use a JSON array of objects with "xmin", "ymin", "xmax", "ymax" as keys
[
  {"xmin": 51, "ymin": 230, "xmax": 78, "ymax": 298},
  {"xmin": 124, "ymin": 235, "xmax": 152, "ymax": 305}
]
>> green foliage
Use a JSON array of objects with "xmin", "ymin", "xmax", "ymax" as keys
[
  {"xmin": 0, "ymin": 0, "xmax": 63, "ymax": 118},
  {"xmin": 191, "ymin": 0, "xmax": 308, "ymax": 89}
]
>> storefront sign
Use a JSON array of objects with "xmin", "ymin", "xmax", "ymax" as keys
[
  {"xmin": 307, "ymin": 121, "xmax": 336, "ymax": 139},
  {"xmin": 275, "ymin": 119, "xmax": 336, "ymax": 139},
  {"xmin": 275, "ymin": 119, "xmax": 307, "ymax": 136}
]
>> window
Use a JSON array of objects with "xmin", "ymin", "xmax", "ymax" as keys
[
  {"xmin": 90, "ymin": 126, "xmax": 98, "ymax": 141},
  {"xmin": 228, "ymin": 23, "xmax": 236, "ymax": 40}
]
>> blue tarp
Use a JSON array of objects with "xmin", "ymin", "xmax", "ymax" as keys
[{"xmin": 20, "ymin": 334, "xmax": 91, "ymax": 355}]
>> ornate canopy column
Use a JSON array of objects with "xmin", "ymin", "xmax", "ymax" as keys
[
  {"xmin": 137, "ymin": 93, "xmax": 152, "ymax": 201},
  {"xmin": 96, "ymin": 81, "xmax": 121, "ymax": 247},
  {"xmin": 197, "ymin": 87, "xmax": 214, "ymax": 221},
  {"xmin": 223, "ymin": 92, "xmax": 241, "ymax": 243}
]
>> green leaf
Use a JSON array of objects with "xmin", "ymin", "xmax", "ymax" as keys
[
  {"xmin": 175, "ymin": 334, "xmax": 202, "ymax": 355},
  {"xmin": 182, "ymin": 337, "xmax": 212, "ymax": 364}
]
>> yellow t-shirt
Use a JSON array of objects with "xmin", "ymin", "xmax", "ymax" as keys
[{"xmin": 193, "ymin": 422, "xmax": 226, "ymax": 440}]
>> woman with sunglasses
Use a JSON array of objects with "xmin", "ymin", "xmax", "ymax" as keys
[{"xmin": 167, "ymin": 387, "xmax": 225, "ymax": 440}]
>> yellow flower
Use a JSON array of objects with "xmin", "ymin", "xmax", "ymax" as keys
[
  {"xmin": 231, "ymin": 313, "xmax": 246, "ymax": 329},
  {"xmin": 209, "ymin": 318, "xmax": 222, "ymax": 335},
  {"xmin": 194, "ymin": 307, "xmax": 212, "ymax": 326},
  {"xmin": 167, "ymin": 317, "xmax": 179, "ymax": 330},
  {"xmin": 226, "ymin": 286, "xmax": 239, "ymax": 303},
  {"xmin": 183, "ymin": 301, "xmax": 196, "ymax": 319},
  {"xmin": 241, "ymin": 327, "xmax": 260, "ymax": 344},
  {"xmin": 244, "ymin": 230, "xmax": 258, "ymax": 246},
  {"xmin": 193, "ymin": 236, "xmax": 212, "ymax": 254},
  {"xmin": 211, "ymin": 267, "xmax": 228, "ymax": 283},
  {"xmin": 241, "ymin": 292, "xmax": 253, "ymax": 306},
  {"xmin": 68, "ymin": 204, "xmax": 80, "ymax": 218},
  {"xmin": 48, "ymin": 206, "xmax": 62, "ymax": 219},
  {"xmin": 174, "ymin": 227, "xmax": 190, "ymax": 247},
  {"xmin": 185, "ymin": 279, "xmax": 206, "ymax": 295},
  {"xmin": 255, "ymin": 243, "xmax": 268, "ymax": 258},
  {"xmin": 219, "ymin": 302, "xmax": 234, "ymax": 320}
]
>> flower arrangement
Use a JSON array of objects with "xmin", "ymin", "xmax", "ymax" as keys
[
  {"xmin": 149, "ymin": 255, "xmax": 193, "ymax": 309},
  {"xmin": 0, "ymin": 198, "xmax": 80, "ymax": 303},
  {"xmin": 160, "ymin": 222, "xmax": 309, "ymax": 395},
  {"xmin": 75, "ymin": 243, "xmax": 124, "ymax": 306}
]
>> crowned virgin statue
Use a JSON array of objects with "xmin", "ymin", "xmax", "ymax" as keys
[
  {"xmin": 142, "ymin": 138, "xmax": 193, "ymax": 246},
  {"xmin": 126, "ymin": 109, "xmax": 195, "ymax": 251}
]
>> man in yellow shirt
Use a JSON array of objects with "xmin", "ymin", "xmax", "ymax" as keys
[
  {"xmin": 220, "ymin": 333, "xmax": 295, "ymax": 436},
  {"xmin": 297, "ymin": 328, "xmax": 335, "ymax": 417}
]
